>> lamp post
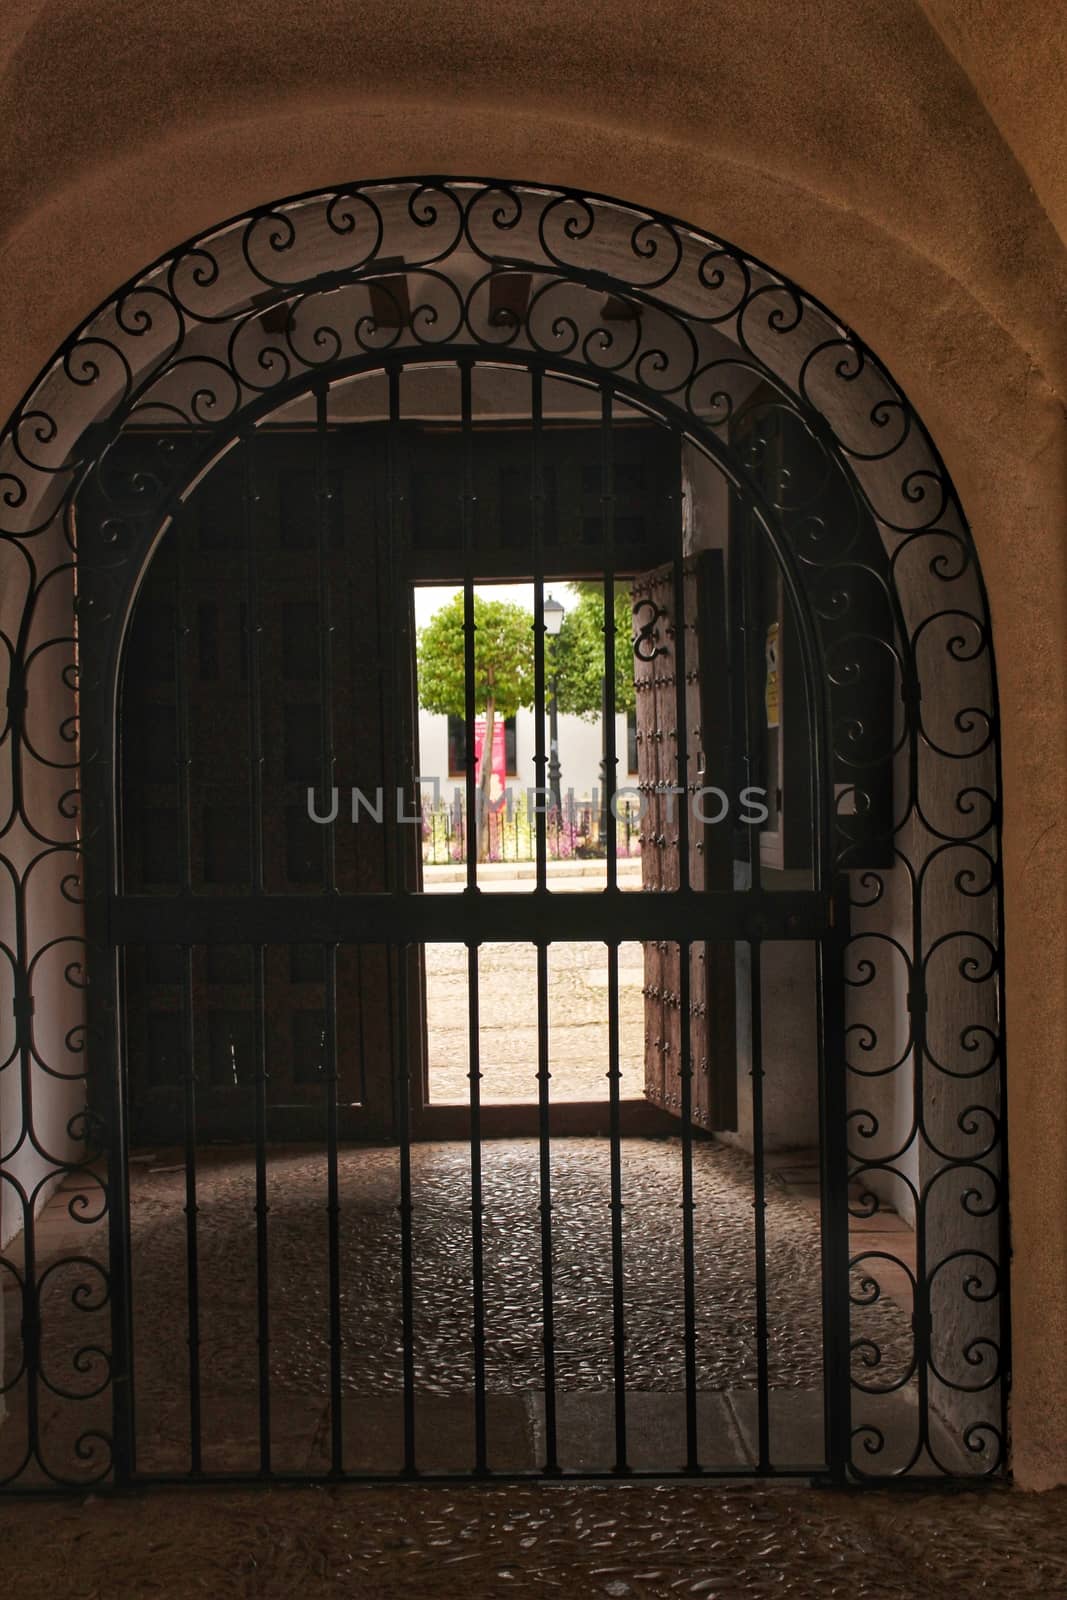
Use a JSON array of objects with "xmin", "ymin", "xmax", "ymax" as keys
[
  {"xmin": 599, "ymin": 671, "xmax": 609, "ymax": 850},
  {"xmin": 543, "ymin": 593, "xmax": 565, "ymax": 816}
]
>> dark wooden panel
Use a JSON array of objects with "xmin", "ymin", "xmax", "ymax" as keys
[{"xmin": 632, "ymin": 554, "xmax": 740, "ymax": 1131}]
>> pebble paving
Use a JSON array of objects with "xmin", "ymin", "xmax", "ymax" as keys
[
  {"xmin": 4, "ymin": 1477, "xmax": 1067, "ymax": 1598},
  {"xmin": 11, "ymin": 1136, "xmax": 918, "ymax": 1484},
  {"xmin": 108, "ymin": 1138, "xmax": 914, "ymax": 1403},
  {"xmin": 2, "ymin": 925, "xmax": 988, "ymax": 1509},
  {"xmin": 4, "ymin": 1127, "xmax": 1051, "ymax": 1593}
]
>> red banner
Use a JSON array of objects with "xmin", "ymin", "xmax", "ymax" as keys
[{"xmin": 473, "ymin": 717, "xmax": 508, "ymax": 811}]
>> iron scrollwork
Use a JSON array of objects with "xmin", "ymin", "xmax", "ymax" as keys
[{"xmin": 0, "ymin": 178, "xmax": 1004, "ymax": 1488}]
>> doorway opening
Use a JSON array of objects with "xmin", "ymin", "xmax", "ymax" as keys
[{"xmin": 414, "ymin": 576, "xmax": 646, "ymax": 1108}]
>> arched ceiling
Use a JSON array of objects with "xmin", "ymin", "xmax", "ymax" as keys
[{"xmin": 0, "ymin": 0, "xmax": 1063, "ymax": 423}]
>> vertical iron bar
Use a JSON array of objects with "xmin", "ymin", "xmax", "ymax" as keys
[
  {"xmin": 395, "ymin": 937, "xmax": 417, "ymax": 1474},
  {"xmin": 461, "ymin": 363, "xmax": 478, "ymax": 890},
  {"xmin": 678, "ymin": 934, "xmax": 699, "ymax": 1471},
  {"xmin": 314, "ymin": 401, "xmax": 337, "ymax": 902},
  {"xmin": 102, "ymin": 958, "xmax": 135, "ymax": 1483},
  {"xmin": 244, "ymin": 436, "xmax": 264, "ymax": 894},
  {"xmin": 179, "ymin": 948, "xmax": 201, "ymax": 1474},
  {"xmin": 18, "ymin": 1185, "xmax": 39, "ymax": 1477},
  {"xmin": 536, "ymin": 940, "xmax": 559, "ymax": 1471},
  {"xmin": 386, "ymin": 366, "xmax": 417, "ymax": 1473},
  {"xmin": 243, "ymin": 432, "xmax": 271, "ymax": 1475},
  {"xmin": 173, "ymin": 505, "xmax": 199, "ymax": 1477},
  {"xmin": 671, "ymin": 533, "xmax": 699, "ymax": 1470},
  {"xmin": 253, "ymin": 949, "xmax": 270, "ymax": 1479},
  {"xmin": 324, "ymin": 939, "xmax": 342, "ymax": 1473},
  {"xmin": 816, "ymin": 877, "xmax": 851, "ymax": 1480},
  {"xmin": 531, "ymin": 369, "xmax": 548, "ymax": 892},
  {"xmin": 467, "ymin": 944, "xmax": 488, "ymax": 1472},
  {"xmin": 739, "ymin": 508, "xmax": 763, "ymax": 896},
  {"xmin": 314, "ymin": 385, "xmax": 343, "ymax": 1473},
  {"xmin": 911, "ymin": 866, "xmax": 933, "ymax": 1472},
  {"xmin": 738, "ymin": 497, "xmax": 772, "ymax": 1472},
  {"xmin": 459, "ymin": 368, "xmax": 488, "ymax": 1473},
  {"xmin": 114, "ymin": 794, "xmax": 137, "ymax": 1467},
  {"xmin": 748, "ymin": 938, "xmax": 771, "ymax": 1471},
  {"xmin": 112, "ymin": 585, "xmax": 139, "ymax": 1484},
  {"xmin": 600, "ymin": 389, "xmax": 618, "ymax": 887},
  {"xmin": 600, "ymin": 388, "xmax": 628, "ymax": 1471},
  {"xmin": 606, "ymin": 939, "xmax": 628, "ymax": 1472}
]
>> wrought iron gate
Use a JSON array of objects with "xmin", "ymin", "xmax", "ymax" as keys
[{"xmin": 0, "ymin": 179, "xmax": 1007, "ymax": 1491}]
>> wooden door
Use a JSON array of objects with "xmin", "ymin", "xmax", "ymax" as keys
[
  {"xmin": 632, "ymin": 552, "xmax": 738, "ymax": 1131},
  {"xmin": 118, "ymin": 431, "xmax": 413, "ymax": 1142}
]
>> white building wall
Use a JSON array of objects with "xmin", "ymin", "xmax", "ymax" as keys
[{"xmin": 417, "ymin": 707, "xmax": 634, "ymax": 810}]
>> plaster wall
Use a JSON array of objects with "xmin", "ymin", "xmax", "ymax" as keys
[{"xmin": 0, "ymin": 0, "xmax": 1063, "ymax": 1488}]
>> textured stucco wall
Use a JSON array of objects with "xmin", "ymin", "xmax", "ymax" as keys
[{"xmin": 0, "ymin": 0, "xmax": 1064, "ymax": 1488}]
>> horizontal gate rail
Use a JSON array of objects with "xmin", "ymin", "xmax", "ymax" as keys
[{"xmin": 109, "ymin": 888, "xmax": 832, "ymax": 944}]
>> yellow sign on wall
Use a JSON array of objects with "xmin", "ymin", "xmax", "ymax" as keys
[{"xmin": 765, "ymin": 621, "xmax": 780, "ymax": 729}]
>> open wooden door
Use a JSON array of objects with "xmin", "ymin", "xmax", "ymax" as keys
[{"xmin": 632, "ymin": 552, "xmax": 738, "ymax": 1131}]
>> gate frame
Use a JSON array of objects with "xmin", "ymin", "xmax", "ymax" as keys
[{"xmin": 0, "ymin": 177, "xmax": 1007, "ymax": 1491}]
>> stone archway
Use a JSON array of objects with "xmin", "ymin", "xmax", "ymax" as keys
[{"xmin": 0, "ymin": 177, "xmax": 1007, "ymax": 1488}]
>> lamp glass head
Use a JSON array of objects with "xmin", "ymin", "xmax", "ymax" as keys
[{"xmin": 543, "ymin": 594, "xmax": 565, "ymax": 636}]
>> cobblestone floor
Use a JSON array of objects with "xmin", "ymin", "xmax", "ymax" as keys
[
  {"xmin": 425, "ymin": 939, "xmax": 646, "ymax": 1102},
  {"xmin": 3, "ymin": 1478, "xmax": 1067, "ymax": 1599},
  {"xmin": 5, "ymin": 1138, "xmax": 930, "ymax": 1487},
  {"xmin": 120, "ymin": 1138, "xmax": 852, "ymax": 1399}
]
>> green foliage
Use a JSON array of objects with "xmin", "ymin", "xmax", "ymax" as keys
[
  {"xmin": 416, "ymin": 584, "xmax": 637, "ymax": 724},
  {"xmin": 417, "ymin": 592, "xmax": 536, "ymax": 718},
  {"xmin": 551, "ymin": 584, "xmax": 636, "ymax": 720}
]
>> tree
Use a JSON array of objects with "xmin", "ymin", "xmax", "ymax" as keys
[
  {"xmin": 416, "ymin": 592, "xmax": 535, "ymax": 858},
  {"xmin": 549, "ymin": 585, "xmax": 637, "ymax": 846},
  {"xmin": 550, "ymin": 584, "xmax": 636, "ymax": 720}
]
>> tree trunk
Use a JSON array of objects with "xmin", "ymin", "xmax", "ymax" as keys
[{"xmin": 477, "ymin": 695, "xmax": 496, "ymax": 863}]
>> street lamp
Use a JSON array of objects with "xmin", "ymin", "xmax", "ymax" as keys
[{"xmin": 543, "ymin": 593, "xmax": 565, "ymax": 816}]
